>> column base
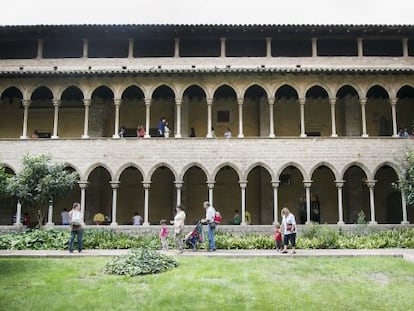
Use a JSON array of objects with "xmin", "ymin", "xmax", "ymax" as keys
[
  {"xmin": 237, "ymin": 134, "xmax": 244, "ymax": 138},
  {"xmin": 361, "ymin": 134, "xmax": 369, "ymax": 138},
  {"xmin": 81, "ymin": 135, "xmax": 90, "ymax": 139},
  {"xmin": 331, "ymin": 134, "xmax": 338, "ymax": 138},
  {"xmin": 337, "ymin": 221, "xmax": 345, "ymax": 225},
  {"xmin": 13, "ymin": 222, "xmax": 23, "ymax": 227},
  {"xmin": 174, "ymin": 134, "xmax": 182, "ymax": 138},
  {"xmin": 401, "ymin": 221, "xmax": 410, "ymax": 225},
  {"xmin": 110, "ymin": 222, "xmax": 118, "ymax": 227},
  {"xmin": 268, "ymin": 134, "xmax": 275, "ymax": 138},
  {"xmin": 300, "ymin": 134, "xmax": 307, "ymax": 138},
  {"xmin": 368, "ymin": 221, "xmax": 378, "ymax": 225},
  {"xmin": 45, "ymin": 222, "xmax": 55, "ymax": 228},
  {"xmin": 142, "ymin": 222, "xmax": 150, "ymax": 226},
  {"xmin": 20, "ymin": 136, "xmax": 29, "ymax": 139},
  {"xmin": 112, "ymin": 134, "xmax": 120, "ymax": 139},
  {"xmin": 305, "ymin": 221, "xmax": 312, "ymax": 225},
  {"xmin": 51, "ymin": 135, "xmax": 59, "ymax": 139},
  {"xmin": 144, "ymin": 134, "xmax": 151, "ymax": 138}
]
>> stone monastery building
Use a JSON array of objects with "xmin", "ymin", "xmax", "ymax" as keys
[{"xmin": 0, "ymin": 24, "xmax": 413, "ymax": 228}]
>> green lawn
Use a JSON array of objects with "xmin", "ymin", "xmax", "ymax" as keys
[{"xmin": 1, "ymin": 256, "xmax": 413, "ymax": 311}]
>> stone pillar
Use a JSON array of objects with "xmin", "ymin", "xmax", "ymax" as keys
[
  {"xmin": 206, "ymin": 98, "xmax": 213, "ymax": 138},
  {"xmin": 366, "ymin": 180, "xmax": 377, "ymax": 225},
  {"xmin": 174, "ymin": 38, "xmax": 180, "ymax": 58},
  {"xmin": 400, "ymin": 185, "xmax": 409, "ymax": 224},
  {"xmin": 390, "ymin": 98, "xmax": 398, "ymax": 137},
  {"xmin": 175, "ymin": 97, "xmax": 182, "ymax": 138},
  {"xmin": 51, "ymin": 99, "xmax": 61, "ymax": 139},
  {"xmin": 20, "ymin": 99, "xmax": 30, "ymax": 139},
  {"xmin": 312, "ymin": 38, "xmax": 317, "ymax": 57},
  {"xmin": 46, "ymin": 199, "xmax": 54, "ymax": 227},
  {"xmin": 357, "ymin": 38, "xmax": 363, "ymax": 57},
  {"xmin": 144, "ymin": 98, "xmax": 151, "ymax": 138},
  {"xmin": 240, "ymin": 181, "xmax": 247, "ymax": 225},
  {"xmin": 237, "ymin": 97, "xmax": 244, "ymax": 138},
  {"xmin": 268, "ymin": 97, "xmax": 275, "ymax": 138},
  {"xmin": 220, "ymin": 37, "xmax": 226, "ymax": 57},
  {"xmin": 360, "ymin": 98, "xmax": 368, "ymax": 137},
  {"xmin": 14, "ymin": 202, "xmax": 22, "ymax": 226},
  {"xmin": 110, "ymin": 181, "xmax": 120, "ymax": 226},
  {"xmin": 329, "ymin": 98, "xmax": 338, "ymax": 137},
  {"xmin": 402, "ymin": 38, "xmax": 408, "ymax": 57},
  {"xmin": 112, "ymin": 99, "xmax": 122, "ymax": 138},
  {"xmin": 142, "ymin": 182, "xmax": 151, "ymax": 226},
  {"xmin": 207, "ymin": 181, "xmax": 215, "ymax": 206},
  {"xmin": 303, "ymin": 181, "xmax": 313, "ymax": 224},
  {"xmin": 78, "ymin": 181, "xmax": 88, "ymax": 223},
  {"xmin": 82, "ymin": 99, "xmax": 91, "ymax": 139},
  {"xmin": 335, "ymin": 180, "xmax": 345, "ymax": 224},
  {"xmin": 128, "ymin": 38, "xmax": 134, "ymax": 58},
  {"xmin": 82, "ymin": 39, "xmax": 89, "ymax": 58},
  {"xmin": 272, "ymin": 181, "xmax": 280, "ymax": 224},
  {"xmin": 266, "ymin": 37, "xmax": 272, "ymax": 58},
  {"xmin": 175, "ymin": 181, "xmax": 183, "ymax": 206},
  {"xmin": 37, "ymin": 39, "xmax": 44, "ymax": 59},
  {"xmin": 299, "ymin": 98, "xmax": 307, "ymax": 137}
]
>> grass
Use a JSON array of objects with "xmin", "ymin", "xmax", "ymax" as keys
[{"xmin": 0, "ymin": 256, "xmax": 413, "ymax": 311}]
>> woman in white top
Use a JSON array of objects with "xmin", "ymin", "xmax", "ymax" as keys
[
  {"xmin": 170, "ymin": 205, "xmax": 186, "ymax": 253},
  {"xmin": 281, "ymin": 207, "xmax": 297, "ymax": 254}
]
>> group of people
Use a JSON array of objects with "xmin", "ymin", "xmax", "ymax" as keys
[
  {"xmin": 274, "ymin": 207, "xmax": 297, "ymax": 254},
  {"xmin": 118, "ymin": 125, "xmax": 146, "ymax": 138}
]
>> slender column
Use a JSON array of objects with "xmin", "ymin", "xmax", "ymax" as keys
[
  {"xmin": 400, "ymin": 184, "xmax": 409, "ymax": 224},
  {"xmin": 82, "ymin": 39, "xmax": 89, "ymax": 58},
  {"xmin": 20, "ymin": 100, "xmax": 30, "ymax": 139},
  {"xmin": 175, "ymin": 97, "xmax": 182, "ymax": 138},
  {"xmin": 266, "ymin": 37, "xmax": 272, "ymax": 58},
  {"xmin": 237, "ymin": 97, "xmax": 244, "ymax": 138},
  {"xmin": 312, "ymin": 38, "xmax": 317, "ymax": 57},
  {"xmin": 37, "ymin": 39, "xmax": 44, "ymax": 59},
  {"xmin": 110, "ymin": 181, "xmax": 120, "ymax": 226},
  {"xmin": 144, "ymin": 98, "xmax": 151, "ymax": 138},
  {"xmin": 220, "ymin": 37, "xmax": 226, "ymax": 57},
  {"xmin": 402, "ymin": 38, "xmax": 408, "ymax": 58},
  {"xmin": 174, "ymin": 38, "xmax": 180, "ymax": 58},
  {"xmin": 128, "ymin": 38, "xmax": 134, "ymax": 58},
  {"xmin": 329, "ymin": 98, "xmax": 338, "ymax": 137},
  {"xmin": 303, "ymin": 181, "xmax": 313, "ymax": 224},
  {"xmin": 82, "ymin": 99, "xmax": 91, "ymax": 139},
  {"xmin": 207, "ymin": 181, "xmax": 215, "ymax": 206},
  {"xmin": 357, "ymin": 38, "xmax": 363, "ymax": 57},
  {"xmin": 299, "ymin": 98, "xmax": 307, "ymax": 137},
  {"xmin": 46, "ymin": 199, "xmax": 54, "ymax": 226},
  {"xmin": 366, "ymin": 180, "xmax": 377, "ymax": 225},
  {"xmin": 272, "ymin": 181, "xmax": 280, "ymax": 224},
  {"xmin": 360, "ymin": 98, "xmax": 368, "ymax": 137},
  {"xmin": 206, "ymin": 98, "xmax": 213, "ymax": 138},
  {"xmin": 78, "ymin": 181, "xmax": 88, "ymax": 223},
  {"xmin": 51, "ymin": 99, "xmax": 61, "ymax": 139},
  {"xmin": 112, "ymin": 99, "xmax": 122, "ymax": 138},
  {"xmin": 175, "ymin": 181, "xmax": 183, "ymax": 206},
  {"xmin": 390, "ymin": 98, "xmax": 398, "ymax": 137},
  {"xmin": 335, "ymin": 180, "xmax": 345, "ymax": 224},
  {"xmin": 142, "ymin": 182, "xmax": 151, "ymax": 226},
  {"xmin": 268, "ymin": 97, "xmax": 275, "ymax": 137},
  {"xmin": 14, "ymin": 202, "xmax": 22, "ymax": 226},
  {"xmin": 240, "ymin": 181, "xmax": 247, "ymax": 225}
]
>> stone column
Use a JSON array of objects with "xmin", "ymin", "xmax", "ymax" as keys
[
  {"xmin": 82, "ymin": 99, "xmax": 91, "ymax": 139},
  {"xmin": 335, "ymin": 180, "xmax": 345, "ymax": 224},
  {"xmin": 46, "ymin": 199, "xmax": 54, "ymax": 227},
  {"xmin": 128, "ymin": 38, "xmax": 134, "ymax": 58},
  {"xmin": 266, "ymin": 37, "xmax": 272, "ymax": 58},
  {"xmin": 272, "ymin": 181, "xmax": 280, "ymax": 224},
  {"xmin": 51, "ymin": 99, "xmax": 61, "ymax": 139},
  {"xmin": 113, "ymin": 98, "xmax": 122, "ymax": 138},
  {"xmin": 268, "ymin": 97, "xmax": 275, "ymax": 138},
  {"xmin": 402, "ymin": 38, "xmax": 408, "ymax": 58},
  {"xmin": 110, "ymin": 181, "xmax": 120, "ymax": 226},
  {"xmin": 303, "ymin": 181, "xmax": 313, "ymax": 224},
  {"xmin": 174, "ymin": 38, "xmax": 180, "ymax": 58},
  {"xmin": 390, "ymin": 98, "xmax": 398, "ymax": 137},
  {"xmin": 329, "ymin": 98, "xmax": 338, "ymax": 137},
  {"xmin": 207, "ymin": 181, "xmax": 215, "ymax": 206},
  {"xmin": 37, "ymin": 39, "xmax": 44, "ymax": 59},
  {"xmin": 175, "ymin": 97, "xmax": 182, "ymax": 138},
  {"xmin": 142, "ymin": 182, "xmax": 151, "ymax": 226},
  {"xmin": 206, "ymin": 98, "xmax": 213, "ymax": 138},
  {"xmin": 220, "ymin": 37, "xmax": 226, "ymax": 57},
  {"xmin": 399, "ymin": 185, "xmax": 409, "ymax": 224},
  {"xmin": 299, "ymin": 98, "xmax": 307, "ymax": 137},
  {"xmin": 312, "ymin": 38, "xmax": 317, "ymax": 57},
  {"xmin": 144, "ymin": 98, "xmax": 151, "ymax": 138},
  {"xmin": 240, "ymin": 181, "xmax": 247, "ymax": 225},
  {"xmin": 237, "ymin": 97, "xmax": 244, "ymax": 138},
  {"xmin": 20, "ymin": 99, "xmax": 30, "ymax": 139},
  {"xmin": 78, "ymin": 181, "xmax": 88, "ymax": 223},
  {"xmin": 366, "ymin": 180, "xmax": 377, "ymax": 224},
  {"xmin": 82, "ymin": 39, "xmax": 89, "ymax": 58},
  {"xmin": 175, "ymin": 181, "xmax": 183, "ymax": 206},
  {"xmin": 360, "ymin": 98, "xmax": 368, "ymax": 137},
  {"xmin": 14, "ymin": 202, "xmax": 22, "ymax": 226},
  {"xmin": 357, "ymin": 38, "xmax": 363, "ymax": 57}
]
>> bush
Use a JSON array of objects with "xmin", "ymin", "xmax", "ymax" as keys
[{"xmin": 103, "ymin": 248, "xmax": 178, "ymax": 276}]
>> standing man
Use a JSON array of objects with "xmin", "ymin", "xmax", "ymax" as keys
[{"xmin": 202, "ymin": 201, "xmax": 216, "ymax": 252}]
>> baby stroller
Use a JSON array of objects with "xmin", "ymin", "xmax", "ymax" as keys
[{"xmin": 185, "ymin": 221, "xmax": 204, "ymax": 250}]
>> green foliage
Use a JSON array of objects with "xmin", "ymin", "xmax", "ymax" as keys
[
  {"xmin": 103, "ymin": 248, "xmax": 178, "ymax": 276},
  {"xmin": 0, "ymin": 166, "xmax": 12, "ymax": 196},
  {"xmin": 394, "ymin": 149, "xmax": 414, "ymax": 206},
  {"xmin": 6, "ymin": 154, "xmax": 79, "ymax": 227}
]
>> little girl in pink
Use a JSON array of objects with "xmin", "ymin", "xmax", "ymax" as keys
[{"xmin": 159, "ymin": 219, "xmax": 169, "ymax": 250}]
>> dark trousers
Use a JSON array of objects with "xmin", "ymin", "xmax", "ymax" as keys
[{"xmin": 69, "ymin": 229, "xmax": 83, "ymax": 252}]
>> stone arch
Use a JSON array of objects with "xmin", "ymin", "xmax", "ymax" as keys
[
  {"xmin": 151, "ymin": 85, "xmax": 176, "ymax": 136},
  {"xmin": 336, "ymin": 84, "xmax": 361, "ymax": 136},
  {"xmin": 241, "ymin": 82, "xmax": 271, "ymax": 98},
  {"xmin": 213, "ymin": 164, "xmax": 241, "ymax": 220},
  {"xmin": 274, "ymin": 84, "xmax": 300, "ymax": 136},
  {"xmin": 84, "ymin": 162, "xmax": 114, "ymax": 181},
  {"xmin": 180, "ymin": 162, "xmax": 210, "ymax": 181},
  {"xmin": 212, "ymin": 162, "xmax": 242, "ymax": 181},
  {"xmin": 396, "ymin": 85, "xmax": 414, "ymax": 135},
  {"xmin": 305, "ymin": 85, "xmax": 330, "ymax": 136},
  {"xmin": 212, "ymin": 84, "xmax": 238, "ymax": 137},
  {"xmin": 91, "ymin": 85, "xmax": 115, "ymax": 138},
  {"xmin": 366, "ymin": 85, "xmax": 392, "ymax": 136},
  {"xmin": 59, "ymin": 86, "xmax": 85, "ymax": 138},
  {"xmin": 119, "ymin": 85, "xmax": 146, "ymax": 135},
  {"xmin": 309, "ymin": 162, "xmax": 339, "ymax": 180},
  {"xmin": 0, "ymin": 86, "xmax": 24, "ymax": 138},
  {"xmin": 182, "ymin": 84, "xmax": 208, "ymax": 137},
  {"xmin": 340, "ymin": 162, "xmax": 372, "ymax": 181},
  {"xmin": 114, "ymin": 163, "xmax": 145, "ymax": 181},
  {"xmin": 28, "ymin": 86, "xmax": 54, "ymax": 138},
  {"xmin": 243, "ymin": 84, "xmax": 268, "ymax": 137},
  {"xmin": 147, "ymin": 162, "xmax": 179, "ymax": 182},
  {"xmin": 276, "ymin": 162, "xmax": 307, "ymax": 181}
]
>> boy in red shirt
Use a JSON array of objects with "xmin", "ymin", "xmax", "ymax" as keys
[{"xmin": 274, "ymin": 224, "xmax": 283, "ymax": 251}]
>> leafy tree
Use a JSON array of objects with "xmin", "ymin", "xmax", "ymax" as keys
[
  {"xmin": 394, "ymin": 150, "xmax": 414, "ymax": 206},
  {"xmin": 7, "ymin": 154, "xmax": 79, "ymax": 227},
  {"xmin": 0, "ymin": 166, "xmax": 12, "ymax": 196}
]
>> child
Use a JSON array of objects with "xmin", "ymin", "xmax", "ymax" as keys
[
  {"xmin": 159, "ymin": 219, "xmax": 169, "ymax": 250},
  {"xmin": 274, "ymin": 223, "xmax": 283, "ymax": 251}
]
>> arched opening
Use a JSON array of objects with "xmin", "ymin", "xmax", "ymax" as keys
[
  {"xmin": 182, "ymin": 166, "xmax": 208, "ymax": 224},
  {"xmin": 183, "ymin": 85, "xmax": 207, "ymax": 137},
  {"xmin": 244, "ymin": 85, "xmax": 267, "ymax": 137},
  {"xmin": 91, "ymin": 86, "xmax": 114, "ymax": 137},
  {"xmin": 366, "ymin": 85, "xmax": 391, "ymax": 136},
  {"xmin": 213, "ymin": 85, "xmax": 237, "ymax": 138},
  {"xmin": 336, "ymin": 85, "xmax": 361, "ymax": 136},
  {"xmin": 54, "ymin": 166, "xmax": 80, "ymax": 224},
  {"xmin": 343, "ymin": 166, "xmax": 370, "ymax": 223},
  {"xmin": 396, "ymin": 85, "xmax": 414, "ymax": 136},
  {"xmin": 305, "ymin": 86, "xmax": 330, "ymax": 136},
  {"xmin": 30, "ymin": 86, "xmax": 54, "ymax": 138},
  {"xmin": 120, "ymin": 86, "xmax": 145, "ymax": 137},
  {"xmin": 0, "ymin": 167, "xmax": 17, "ymax": 225},
  {"xmin": 0, "ymin": 86, "xmax": 23, "ymax": 138},
  {"xmin": 278, "ymin": 165, "xmax": 304, "ymax": 223},
  {"xmin": 149, "ymin": 166, "xmax": 175, "ymax": 224},
  {"xmin": 86, "ymin": 166, "xmax": 112, "ymax": 224},
  {"xmin": 274, "ymin": 85, "xmax": 299, "ymax": 136},
  {"xmin": 246, "ymin": 166, "xmax": 272, "ymax": 225},
  {"xmin": 151, "ymin": 86, "xmax": 175, "ymax": 137},
  {"xmin": 60, "ymin": 86, "xmax": 84, "ymax": 138},
  {"xmin": 214, "ymin": 166, "xmax": 240, "ymax": 224},
  {"xmin": 118, "ymin": 166, "xmax": 144, "ymax": 224}
]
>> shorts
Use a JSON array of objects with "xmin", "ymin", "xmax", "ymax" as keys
[{"xmin": 283, "ymin": 233, "xmax": 296, "ymax": 247}]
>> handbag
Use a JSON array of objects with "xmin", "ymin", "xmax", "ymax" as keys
[{"xmin": 70, "ymin": 211, "xmax": 82, "ymax": 226}]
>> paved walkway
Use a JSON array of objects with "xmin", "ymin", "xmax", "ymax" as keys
[{"xmin": 1, "ymin": 248, "xmax": 413, "ymax": 263}]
